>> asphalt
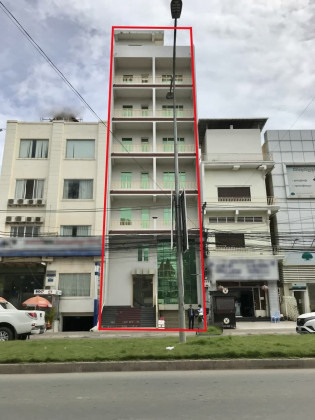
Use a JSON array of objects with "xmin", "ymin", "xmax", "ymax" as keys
[{"xmin": 3, "ymin": 320, "xmax": 312, "ymax": 374}]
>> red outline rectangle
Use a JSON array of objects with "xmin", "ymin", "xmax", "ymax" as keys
[{"xmin": 98, "ymin": 26, "xmax": 206, "ymax": 332}]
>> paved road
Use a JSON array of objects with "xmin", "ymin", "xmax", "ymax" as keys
[{"xmin": 2, "ymin": 369, "xmax": 314, "ymax": 420}]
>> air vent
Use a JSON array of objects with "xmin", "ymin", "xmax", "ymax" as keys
[
  {"xmin": 5, "ymin": 216, "xmax": 12, "ymax": 223},
  {"xmin": 7, "ymin": 199, "xmax": 14, "ymax": 206},
  {"xmin": 35, "ymin": 217, "xmax": 43, "ymax": 223},
  {"xmin": 17, "ymin": 199, "xmax": 24, "ymax": 205},
  {"xmin": 26, "ymin": 217, "xmax": 33, "ymax": 223},
  {"xmin": 28, "ymin": 199, "xmax": 34, "ymax": 205},
  {"xmin": 15, "ymin": 216, "xmax": 25, "ymax": 222},
  {"xmin": 36, "ymin": 199, "xmax": 44, "ymax": 206}
]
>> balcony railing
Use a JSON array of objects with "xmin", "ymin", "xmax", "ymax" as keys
[
  {"xmin": 216, "ymin": 197, "xmax": 277, "ymax": 205},
  {"xmin": 113, "ymin": 75, "xmax": 192, "ymax": 85},
  {"xmin": 209, "ymin": 246, "xmax": 275, "ymax": 256},
  {"xmin": 202, "ymin": 153, "xmax": 273, "ymax": 162},
  {"xmin": 110, "ymin": 181, "xmax": 197, "ymax": 191},
  {"xmin": 109, "ymin": 219, "xmax": 199, "ymax": 230},
  {"xmin": 111, "ymin": 144, "xmax": 153, "ymax": 153},
  {"xmin": 112, "ymin": 108, "xmax": 194, "ymax": 119},
  {"xmin": 111, "ymin": 144, "xmax": 195, "ymax": 154}
]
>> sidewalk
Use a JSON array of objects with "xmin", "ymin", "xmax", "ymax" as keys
[{"xmin": 31, "ymin": 321, "xmax": 296, "ymax": 340}]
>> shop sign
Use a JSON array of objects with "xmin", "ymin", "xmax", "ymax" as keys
[{"xmin": 208, "ymin": 259, "xmax": 278, "ymax": 281}]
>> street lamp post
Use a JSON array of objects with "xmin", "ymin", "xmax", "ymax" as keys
[{"xmin": 169, "ymin": 0, "xmax": 186, "ymax": 343}]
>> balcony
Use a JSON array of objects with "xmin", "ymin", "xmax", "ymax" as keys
[
  {"xmin": 202, "ymin": 152, "xmax": 274, "ymax": 171},
  {"xmin": 110, "ymin": 180, "xmax": 198, "ymax": 193},
  {"xmin": 111, "ymin": 144, "xmax": 195, "ymax": 154},
  {"xmin": 112, "ymin": 108, "xmax": 194, "ymax": 119},
  {"xmin": 208, "ymin": 246, "xmax": 276, "ymax": 257},
  {"xmin": 113, "ymin": 75, "xmax": 193, "ymax": 85},
  {"xmin": 216, "ymin": 196, "xmax": 277, "ymax": 205},
  {"xmin": 109, "ymin": 218, "xmax": 199, "ymax": 231}
]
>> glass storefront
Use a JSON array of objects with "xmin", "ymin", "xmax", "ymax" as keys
[{"xmin": 157, "ymin": 241, "xmax": 197, "ymax": 304}]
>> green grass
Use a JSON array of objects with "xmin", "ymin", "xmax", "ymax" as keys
[{"xmin": 1, "ymin": 334, "xmax": 315, "ymax": 364}]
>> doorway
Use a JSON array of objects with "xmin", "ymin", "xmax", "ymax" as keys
[{"xmin": 133, "ymin": 275, "xmax": 153, "ymax": 307}]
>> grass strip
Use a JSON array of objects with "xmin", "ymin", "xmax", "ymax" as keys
[{"xmin": 1, "ymin": 334, "xmax": 315, "ymax": 364}]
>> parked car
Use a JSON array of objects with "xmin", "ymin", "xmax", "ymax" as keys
[
  {"xmin": 296, "ymin": 312, "xmax": 315, "ymax": 334},
  {"xmin": 0, "ymin": 300, "xmax": 46, "ymax": 340}
]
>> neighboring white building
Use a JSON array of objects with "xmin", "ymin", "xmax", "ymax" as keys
[
  {"xmin": 101, "ymin": 30, "xmax": 203, "ymax": 328},
  {"xmin": 0, "ymin": 117, "xmax": 107, "ymax": 331},
  {"xmin": 199, "ymin": 118, "xmax": 281, "ymax": 320},
  {"xmin": 264, "ymin": 130, "xmax": 315, "ymax": 318}
]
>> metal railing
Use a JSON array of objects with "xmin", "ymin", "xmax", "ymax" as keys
[
  {"xmin": 110, "ymin": 181, "xmax": 197, "ymax": 191},
  {"xmin": 216, "ymin": 197, "xmax": 278, "ymax": 205},
  {"xmin": 109, "ymin": 219, "xmax": 199, "ymax": 230},
  {"xmin": 112, "ymin": 108, "xmax": 194, "ymax": 118},
  {"xmin": 111, "ymin": 144, "xmax": 195, "ymax": 153},
  {"xmin": 113, "ymin": 75, "xmax": 192, "ymax": 85}
]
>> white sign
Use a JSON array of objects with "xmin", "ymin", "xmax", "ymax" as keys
[
  {"xmin": 286, "ymin": 165, "xmax": 315, "ymax": 198},
  {"xmin": 34, "ymin": 289, "xmax": 62, "ymax": 296},
  {"xmin": 208, "ymin": 259, "xmax": 278, "ymax": 281}
]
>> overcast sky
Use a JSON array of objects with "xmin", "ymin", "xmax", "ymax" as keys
[{"xmin": 1, "ymin": 0, "xmax": 315, "ymax": 167}]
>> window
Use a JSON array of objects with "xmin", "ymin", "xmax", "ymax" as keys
[
  {"xmin": 161, "ymin": 74, "xmax": 183, "ymax": 83},
  {"xmin": 19, "ymin": 140, "xmax": 48, "ymax": 158},
  {"xmin": 15, "ymin": 179, "xmax": 44, "ymax": 199},
  {"xmin": 215, "ymin": 233, "xmax": 245, "ymax": 248},
  {"xmin": 141, "ymin": 105, "xmax": 149, "ymax": 117},
  {"xmin": 122, "ymin": 138, "xmax": 132, "ymax": 152},
  {"xmin": 218, "ymin": 187, "xmax": 251, "ymax": 202},
  {"xmin": 209, "ymin": 217, "xmax": 235, "ymax": 223},
  {"xmin": 141, "ymin": 173, "xmax": 149, "ymax": 189},
  {"xmin": 141, "ymin": 138, "xmax": 149, "ymax": 152},
  {"xmin": 163, "ymin": 137, "xmax": 184, "ymax": 152},
  {"xmin": 10, "ymin": 225, "xmax": 40, "ymax": 237},
  {"xmin": 122, "ymin": 105, "xmax": 133, "ymax": 117},
  {"xmin": 138, "ymin": 245, "xmax": 149, "ymax": 261},
  {"xmin": 121, "ymin": 172, "xmax": 132, "ymax": 189},
  {"xmin": 123, "ymin": 74, "xmax": 133, "ymax": 83},
  {"xmin": 66, "ymin": 140, "xmax": 95, "ymax": 158},
  {"xmin": 120, "ymin": 208, "xmax": 132, "ymax": 225},
  {"xmin": 59, "ymin": 273, "xmax": 91, "ymax": 297},
  {"xmin": 163, "ymin": 208, "xmax": 172, "ymax": 226},
  {"xmin": 237, "ymin": 216, "xmax": 263, "ymax": 223},
  {"xmin": 63, "ymin": 180, "xmax": 93, "ymax": 199},
  {"xmin": 60, "ymin": 226, "xmax": 91, "ymax": 236},
  {"xmin": 162, "ymin": 105, "xmax": 183, "ymax": 117},
  {"xmin": 141, "ymin": 209, "xmax": 149, "ymax": 228},
  {"xmin": 163, "ymin": 172, "xmax": 175, "ymax": 189}
]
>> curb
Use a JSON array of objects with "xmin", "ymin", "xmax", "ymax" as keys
[{"xmin": 1, "ymin": 358, "xmax": 315, "ymax": 374}]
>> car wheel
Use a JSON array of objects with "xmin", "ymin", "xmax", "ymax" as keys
[{"xmin": 0, "ymin": 327, "xmax": 14, "ymax": 341}]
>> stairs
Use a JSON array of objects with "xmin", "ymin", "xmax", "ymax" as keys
[{"xmin": 101, "ymin": 306, "xmax": 156, "ymax": 328}]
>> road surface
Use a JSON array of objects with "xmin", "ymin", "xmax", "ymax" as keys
[{"xmin": 1, "ymin": 369, "xmax": 314, "ymax": 419}]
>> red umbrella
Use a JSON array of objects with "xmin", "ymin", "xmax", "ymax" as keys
[
  {"xmin": 0, "ymin": 297, "xmax": 8, "ymax": 303},
  {"xmin": 22, "ymin": 295, "xmax": 52, "ymax": 308}
]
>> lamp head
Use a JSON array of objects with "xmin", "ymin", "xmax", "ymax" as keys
[
  {"xmin": 170, "ymin": 0, "xmax": 182, "ymax": 19},
  {"xmin": 166, "ymin": 91, "xmax": 174, "ymax": 100}
]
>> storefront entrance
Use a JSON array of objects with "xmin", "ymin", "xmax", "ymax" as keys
[
  {"xmin": 133, "ymin": 275, "xmax": 153, "ymax": 307},
  {"xmin": 218, "ymin": 282, "xmax": 268, "ymax": 318}
]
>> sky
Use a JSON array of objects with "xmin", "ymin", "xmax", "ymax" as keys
[{"xmin": 1, "ymin": 0, "xmax": 315, "ymax": 167}]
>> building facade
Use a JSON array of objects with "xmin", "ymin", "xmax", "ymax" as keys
[
  {"xmin": 0, "ymin": 118, "xmax": 107, "ymax": 331},
  {"xmin": 101, "ymin": 30, "xmax": 203, "ymax": 328},
  {"xmin": 199, "ymin": 119, "xmax": 281, "ymax": 320},
  {"xmin": 264, "ymin": 129, "xmax": 315, "ymax": 318}
]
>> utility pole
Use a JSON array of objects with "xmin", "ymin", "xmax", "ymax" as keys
[{"xmin": 169, "ymin": 0, "xmax": 186, "ymax": 343}]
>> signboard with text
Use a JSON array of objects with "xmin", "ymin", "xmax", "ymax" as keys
[{"xmin": 286, "ymin": 165, "xmax": 315, "ymax": 198}]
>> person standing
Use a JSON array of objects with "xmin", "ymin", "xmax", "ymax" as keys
[{"xmin": 187, "ymin": 305, "xmax": 195, "ymax": 329}]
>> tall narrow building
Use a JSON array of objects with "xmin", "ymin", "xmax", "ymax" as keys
[{"xmin": 101, "ymin": 30, "xmax": 203, "ymax": 329}]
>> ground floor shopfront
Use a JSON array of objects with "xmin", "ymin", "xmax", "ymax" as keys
[{"xmin": 207, "ymin": 258, "xmax": 281, "ymax": 320}]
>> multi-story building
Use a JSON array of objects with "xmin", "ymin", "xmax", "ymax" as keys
[
  {"xmin": 0, "ymin": 117, "xmax": 107, "ymax": 331},
  {"xmin": 199, "ymin": 118, "xmax": 281, "ymax": 320},
  {"xmin": 101, "ymin": 30, "xmax": 203, "ymax": 328},
  {"xmin": 264, "ymin": 129, "xmax": 315, "ymax": 318}
]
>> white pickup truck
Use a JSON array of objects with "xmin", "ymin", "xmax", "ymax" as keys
[{"xmin": 0, "ymin": 300, "xmax": 46, "ymax": 340}]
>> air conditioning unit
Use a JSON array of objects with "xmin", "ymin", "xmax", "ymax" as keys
[
  {"xmin": 7, "ymin": 199, "xmax": 14, "ymax": 206},
  {"xmin": 35, "ymin": 217, "xmax": 43, "ymax": 223},
  {"xmin": 15, "ymin": 216, "xmax": 26, "ymax": 223},
  {"xmin": 5, "ymin": 216, "xmax": 12, "ymax": 223},
  {"xmin": 17, "ymin": 199, "xmax": 24, "ymax": 205},
  {"xmin": 26, "ymin": 216, "xmax": 34, "ymax": 223},
  {"xmin": 28, "ymin": 199, "xmax": 34, "ymax": 205},
  {"xmin": 36, "ymin": 199, "xmax": 45, "ymax": 206}
]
